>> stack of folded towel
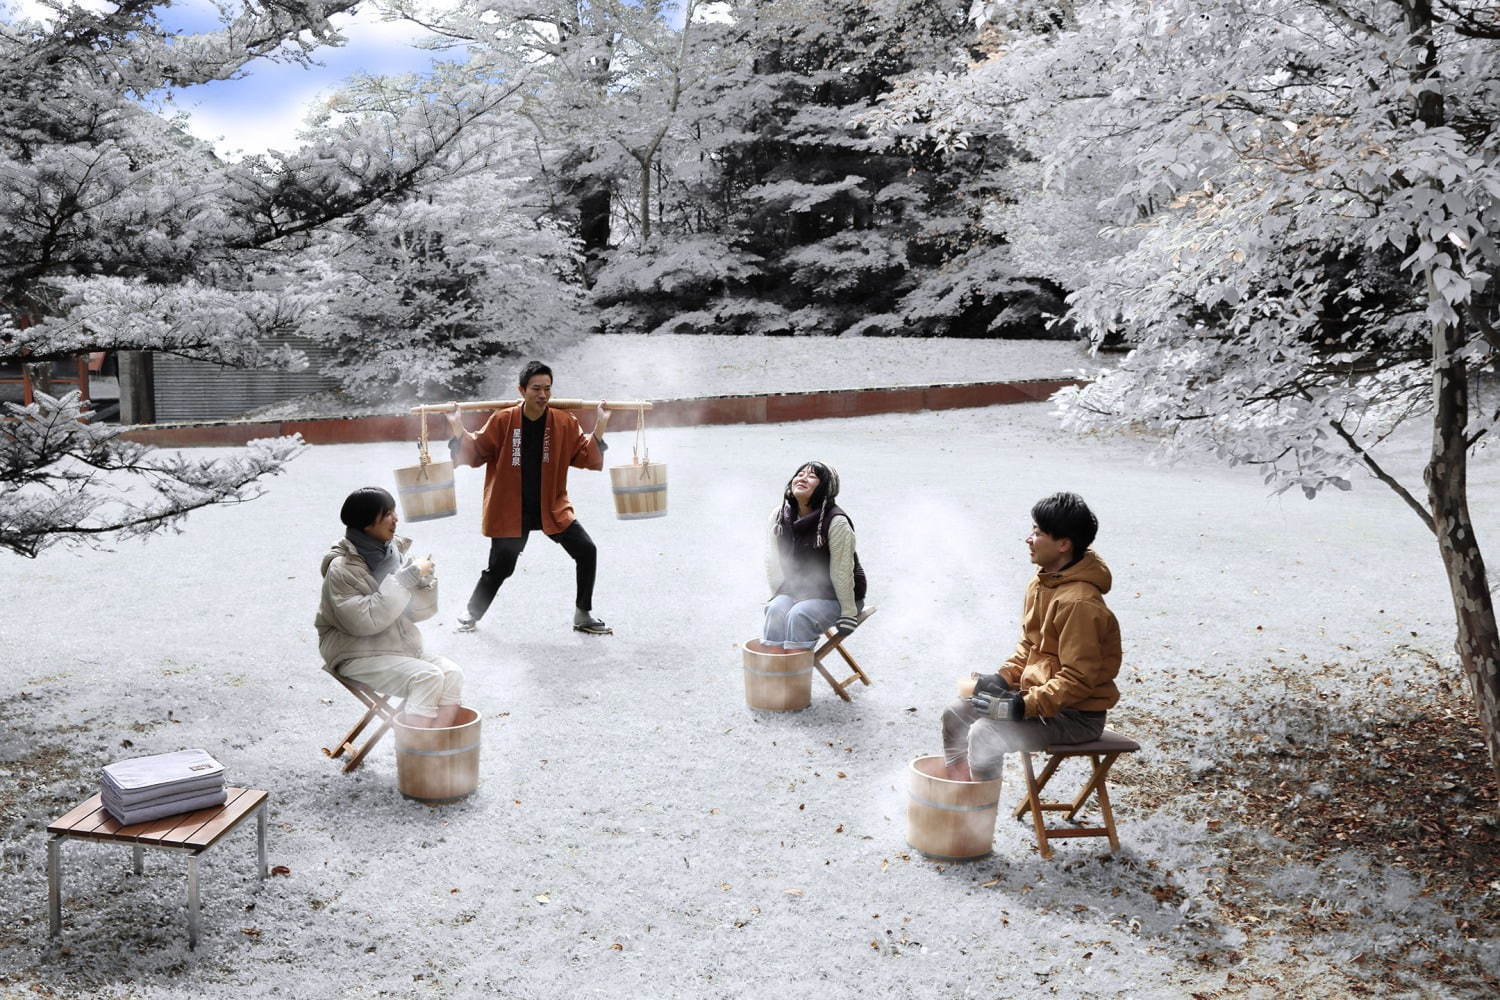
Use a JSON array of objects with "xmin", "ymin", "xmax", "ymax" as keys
[{"xmin": 101, "ymin": 748, "xmax": 227, "ymax": 825}]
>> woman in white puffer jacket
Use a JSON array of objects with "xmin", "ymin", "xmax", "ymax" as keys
[{"xmin": 315, "ymin": 487, "xmax": 463, "ymax": 728}]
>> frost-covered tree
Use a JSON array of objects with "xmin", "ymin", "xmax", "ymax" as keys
[
  {"xmin": 0, "ymin": 388, "xmax": 304, "ymax": 558},
  {"xmin": 0, "ymin": 1, "xmax": 524, "ymax": 555},
  {"xmin": 293, "ymin": 168, "xmax": 586, "ymax": 398},
  {"xmin": 388, "ymin": 0, "xmax": 735, "ymax": 277},
  {"xmin": 873, "ymin": 0, "xmax": 1500, "ymax": 790},
  {"xmin": 590, "ymin": 0, "xmax": 1060, "ymax": 337}
]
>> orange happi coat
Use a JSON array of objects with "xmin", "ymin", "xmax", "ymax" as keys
[{"xmin": 452, "ymin": 405, "xmax": 604, "ymax": 538}]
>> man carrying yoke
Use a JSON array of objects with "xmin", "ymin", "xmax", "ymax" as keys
[{"xmin": 447, "ymin": 360, "xmax": 614, "ymax": 635}]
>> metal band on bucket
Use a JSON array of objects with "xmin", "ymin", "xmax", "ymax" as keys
[
  {"xmin": 612, "ymin": 483, "xmax": 667, "ymax": 494},
  {"xmin": 906, "ymin": 839, "xmax": 994, "ymax": 862},
  {"xmin": 397, "ymin": 741, "xmax": 481, "ymax": 758},
  {"xmin": 402, "ymin": 791, "xmax": 473, "ymax": 804},
  {"xmin": 743, "ymin": 665, "xmax": 814, "ymax": 678},
  {"xmin": 617, "ymin": 510, "xmax": 668, "ymax": 520},
  {"xmin": 906, "ymin": 792, "xmax": 999, "ymax": 812},
  {"xmin": 403, "ymin": 510, "xmax": 457, "ymax": 522},
  {"xmin": 399, "ymin": 481, "xmax": 455, "ymax": 496}
]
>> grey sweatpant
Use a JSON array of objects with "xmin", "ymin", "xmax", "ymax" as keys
[{"xmin": 942, "ymin": 698, "xmax": 1105, "ymax": 781}]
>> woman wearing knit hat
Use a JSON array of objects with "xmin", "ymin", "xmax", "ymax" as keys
[{"xmin": 759, "ymin": 462, "xmax": 867, "ymax": 653}]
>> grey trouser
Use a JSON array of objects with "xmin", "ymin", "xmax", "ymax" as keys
[{"xmin": 942, "ymin": 698, "xmax": 1106, "ymax": 781}]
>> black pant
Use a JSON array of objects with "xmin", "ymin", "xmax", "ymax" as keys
[{"xmin": 466, "ymin": 521, "xmax": 597, "ymax": 620}]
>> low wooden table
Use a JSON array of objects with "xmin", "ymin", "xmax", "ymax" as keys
[{"xmin": 47, "ymin": 786, "xmax": 269, "ymax": 948}]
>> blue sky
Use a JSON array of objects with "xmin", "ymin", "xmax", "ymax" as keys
[{"xmin": 4, "ymin": 0, "xmax": 461, "ymax": 157}]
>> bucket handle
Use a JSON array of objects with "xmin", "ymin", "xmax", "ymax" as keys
[
  {"xmin": 631, "ymin": 404, "xmax": 649, "ymax": 468},
  {"xmin": 417, "ymin": 410, "xmax": 433, "ymax": 481}
]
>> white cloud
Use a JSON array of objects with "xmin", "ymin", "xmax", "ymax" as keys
[
  {"xmin": 176, "ymin": 84, "xmax": 333, "ymax": 159},
  {"xmin": 3, "ymin": 1, "xmax": 472, "ymax": 157},
  {"xmin": 197, "ymin": 8, "xmax": 467, "ymax": 158}
]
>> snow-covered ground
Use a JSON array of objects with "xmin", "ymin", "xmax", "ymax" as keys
[{"xmin": 2, "ymin": 400, "xmax": 1496, "ymax": 997}]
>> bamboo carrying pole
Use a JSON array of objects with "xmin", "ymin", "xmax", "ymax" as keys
[{"xmin": 409, "ymin": 399, "xmax": 652, "ymax": 414}]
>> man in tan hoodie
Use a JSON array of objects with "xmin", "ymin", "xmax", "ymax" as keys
[{"xmin": 943, "ymin": 492, "xmax": 1121, "ymax": 781}]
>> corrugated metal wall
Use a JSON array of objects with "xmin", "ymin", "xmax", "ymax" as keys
[{"xmin": 152, "ymin": 338, "xmax": 342, "ymax": 421}]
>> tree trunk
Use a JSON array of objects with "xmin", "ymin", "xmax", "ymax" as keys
[
  {"xmin": 638, "ymin": 155, "xmax": 652, "ymax": 242},
  {"xmin": 577, "ymin": 174, "xmax": 611, "ymax": 287},
  {"xmin": 1404, "ymin": 0, "xmax": 1500, "ymax": 801},
  {"xmin": 118, "ymin": 350, "xmax": 156, "ymax": 425},
  {"xmin": 577, "ymin": 181, "xmax": 610, "ymax": 254},
  {"xmin": 1424, "ymin": 311, "xmax": 1500, "ymax": 799}
]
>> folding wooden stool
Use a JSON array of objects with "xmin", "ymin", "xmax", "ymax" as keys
[
  {"xmin": 320, "ymin": 665, "xmax": 401, "ymax": 772},
  {"xmin": 811, "ymin": 605, "xmax": 878, "ymax": 702},
  {"xmin": 1014, "ymin": 728, "xmax": 1140, "ymax": 859}
]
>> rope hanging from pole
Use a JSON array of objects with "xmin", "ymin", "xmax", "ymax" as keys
[{"xmin": 632, "ymin": 404, "xmax": 648, "ymax": 466}]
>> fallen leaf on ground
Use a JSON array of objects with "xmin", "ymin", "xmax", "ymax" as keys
[
  {"xmin": 535, "ymin": 893, "xmax": 550, "ymax": 904},
  {"xmin": 784, "ymin": 888, "xmax": 804, "ymax": 897},
  {"xmin": 240, "ymin": 928, "xmax": 262, "ymax": 937},
  {"xmin": 270, "ymin": 865, "xmax": 291, "ymax": 877}
]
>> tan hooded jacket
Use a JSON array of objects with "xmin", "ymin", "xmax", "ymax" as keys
[
  {"xmin": 315, "ymin": 535, "xmax": 438, "ymax": 668},
  {"xmin": 999, "ymin": 550, "xmax": 1121, "ymax": 717}
]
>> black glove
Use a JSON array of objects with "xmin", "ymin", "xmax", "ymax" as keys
[
  {"xmin": 971, "ymin": 691, "xmax": 1025, "ymax": 721},
  {"xmin": 833, "ymin": 616, "xmax": 859, "ymax": 639},
  {"xmin": 973, "ymin": 673, "xmax": 1012, "ymax": 696}
]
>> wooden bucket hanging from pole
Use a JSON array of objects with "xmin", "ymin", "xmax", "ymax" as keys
[
  {"xmin": 609, "ymin": 404, "xmax": 667, "ymax": 520},
  {"xmin": 394, "ymin": 409, "xmax": 457, "ymax": 522}
]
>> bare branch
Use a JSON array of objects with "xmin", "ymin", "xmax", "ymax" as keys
[{"xmin": 1328, "ymin": 414, "xmax": 1437, "ymax": 535}]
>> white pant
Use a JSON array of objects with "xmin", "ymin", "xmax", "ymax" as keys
[{"xmin": 337, "ymin": 652, "xmax": 463, "ymax": 718}]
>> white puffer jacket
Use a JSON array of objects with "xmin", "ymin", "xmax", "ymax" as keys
[{"xmin": 315, "ymin": 535, "xmax": 438, "ymax": 668}]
